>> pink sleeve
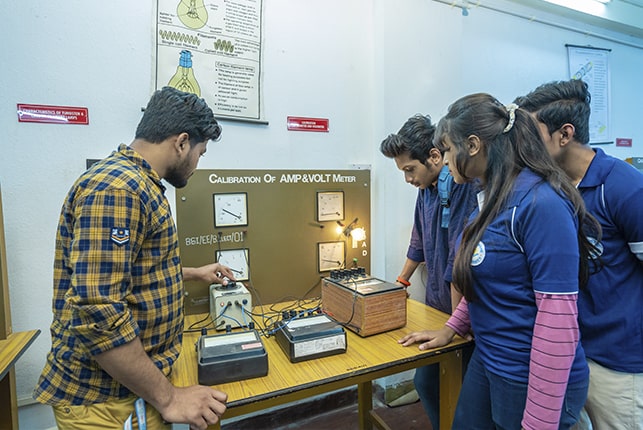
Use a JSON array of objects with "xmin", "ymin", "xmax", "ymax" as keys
[
  {"xmin": 522, "ymin": 292, "xmax": 581, "ymax": 430},
  {"xmin": 445, "ymin": 297, "xmax": 470, "ymax": 337}
]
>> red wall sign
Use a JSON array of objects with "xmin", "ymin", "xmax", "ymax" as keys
[
  {"xmin": 287, "ymin": 116, "xmax": 329, "ymax": 132},
  {"xmin": 615, "ymin": 138, "xmax": 632, "ymax": 147},
  {"xmin": 17, "ymin": 103, "xmax": 89, "ymax": 125}
]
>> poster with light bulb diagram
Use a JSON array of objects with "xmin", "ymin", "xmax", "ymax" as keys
[{"xmin": 156, "ymin": 0, "xmax": 264, "ymax": 122}]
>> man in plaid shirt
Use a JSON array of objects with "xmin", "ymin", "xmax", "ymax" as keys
[{"xmin": 34, "ymin": 87, "xmax": 234, "ymax": 430}]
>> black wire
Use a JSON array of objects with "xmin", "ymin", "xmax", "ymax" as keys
[
  {"xmin": 332, "ymin": 278, "xmax": 359, "ymax": 331},
  {"xmin": 186, "ymin": 303, "xmax": 231, "ymax": 333},
  {"xmin": 186, "ymin": 312, "xmax": 214, "ymax": 332}
]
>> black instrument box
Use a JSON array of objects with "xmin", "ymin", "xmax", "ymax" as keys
[
  {"xmin": 275, "ymin": 314, "xmax": 347, "ymax": 363},
  {"xmin": 197, "ymin": 329, "xmax": 268, "ymax": 385}
]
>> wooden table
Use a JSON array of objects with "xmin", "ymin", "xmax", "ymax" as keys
[
  {"xmin": 0, "ymin": 329, "xmax": 40, "ymax": 429},
  {"xmin": 173, "ymin": 299, "xmax": 471, "ymax": 430}
]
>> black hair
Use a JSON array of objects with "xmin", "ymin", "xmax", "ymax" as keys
[
  {"xmin": 135, "ymin": 86, "xmax": 222, "ymax": 145},
  {"xmin": 379, "ymin": 133, "xmax": 411, "ymax": 158},
  {"xmin": 379, "ymin": 114, "xmax": 436, "ymax": 163},
  {"xmin": 514, "ymin": 79, "xmax": 591, "ymax": 145},
  {"xmin": 434, "ymin": 93, "xmax": 600, "ymax": 300}
]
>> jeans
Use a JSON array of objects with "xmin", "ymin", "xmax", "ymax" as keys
[
  {"xmin": 415, "ymin": 344, "xmax": 474, "ymax": 430},
  {"xmin": 453, "ymin": 348, "xmax": 588, "ymax": 430},
  {"xmin": 414, "ymin": 363, "xmax": 440, "ymax": 430}
]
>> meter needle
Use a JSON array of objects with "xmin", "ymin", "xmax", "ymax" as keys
[{"xmin": 222, "ymin": 208, "xmax": 241, "ymax": 219}]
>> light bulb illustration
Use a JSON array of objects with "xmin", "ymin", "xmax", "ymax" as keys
[
  {"xmin": 177, "ymin": 0, "xmax": 208, "ymax": 30},
  {"xmin": 168, "ymin": 50, "xmax": 201, "ymax": 97},
  {"xmin": 572, "ymin": 61, "xmax": 593, "ymax": 80}
]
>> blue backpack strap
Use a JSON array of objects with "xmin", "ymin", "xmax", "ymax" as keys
[{"xmin": 437, "ymin": 166, "xmax": 453, "ymax": 228}]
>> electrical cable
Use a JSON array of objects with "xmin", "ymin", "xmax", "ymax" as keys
[{"xmin": 320, "ymin": 276, "xmax": 359, "ymax": 332}]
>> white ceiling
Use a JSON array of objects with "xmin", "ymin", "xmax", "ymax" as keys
[
  {"xmin": 619, "ymin": 0, "xmax": 643, "ymax": 7},
  {"xmin": 505, "ymin": 0, "xmax": 643, "ymax": 39}
]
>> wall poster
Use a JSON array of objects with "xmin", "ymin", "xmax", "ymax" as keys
[
  {"xmin": 156, "ymin": 0, "xmax": 265, "ymax": 123},
  {"xmin": 566, "ymin": 44, "xmax": 611, "ymax": 145}
]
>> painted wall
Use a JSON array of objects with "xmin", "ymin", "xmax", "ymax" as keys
[
  {"xmin": 1, "ymin": 0, "xmax": 641, "ymax": 427},
  {"xmin": 372, "ymin": 0, "xmax": 643, "ymax": 312}
]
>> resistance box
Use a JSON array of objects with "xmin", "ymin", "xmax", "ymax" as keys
[
  {"xmin": 321, "ymin": 273, "xmax": 407, "ymax": 337},
  {"xmin": 209, "ymin": 282, "xmax": 252, "ymax": 330},
  {"xmin": 197, "ymin": 329, "xmax": 268, "ymax": 385},
  {"xmin": 275, "ymin": 313, "xmax": 347, "ymax": 363}
]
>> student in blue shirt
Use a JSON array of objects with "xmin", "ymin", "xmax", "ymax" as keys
[
  {"xmin": 516, "ymin": 79, "xmax": 643, "ymax": 430},
  {"xmin": 380, "ymin": 114, "xmax": 477, "ymax": 430},
  {"xmin": 409, "ymin": 93, "xmax": 600, "ymax": 429}
]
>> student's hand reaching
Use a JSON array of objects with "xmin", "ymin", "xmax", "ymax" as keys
[{"xmin": 398, "ymin": 326, "xmax": 458, "ymax": 350}]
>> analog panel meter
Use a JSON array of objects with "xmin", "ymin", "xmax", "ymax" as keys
[
  {"xmin": 215, "ymin": 248, "xmax": 249, "ymax": 281},
  {"xmin": 318, "ymin": 241, "xmax": 345, "ymax": 272},
  {"xmin": 213, "ymin": 192, "xmax": 248, "ymax": 228},
  {"xmin": 316, "ymin": 191, "xmax": 345, "ymax": 222}
]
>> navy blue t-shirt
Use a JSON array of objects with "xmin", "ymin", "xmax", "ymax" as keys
[
  {"xmin": 466, "ymin": 169, "xmax": 588, "ymax": 384},
  {"xmin": 577, "ymin": 148, "xmax": 643, "ymax": 373},
  {"xmin": 406, "ymin": 180, "xmax": 477, "ymax": 313}
]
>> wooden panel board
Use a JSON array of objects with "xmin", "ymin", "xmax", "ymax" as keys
[{"xmin": 176, "ymin": 170, "xmax": 371, "ymax": 314}]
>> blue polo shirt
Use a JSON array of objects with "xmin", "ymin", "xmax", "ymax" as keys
[
  {"xmin": 467, "ymin": 169, "xmax": 587, "ymax": 384},
  {"xmin": 407, "ymin": 180, "xmax": 477, "ymax": 313},
  {"xmin": 577, "ymin": 148, "xmax": 643, "ymax": 373}
]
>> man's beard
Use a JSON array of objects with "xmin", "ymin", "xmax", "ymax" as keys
[{"xmin": 165, "ymin": 158, "xmax": 191, "ymax": 188}]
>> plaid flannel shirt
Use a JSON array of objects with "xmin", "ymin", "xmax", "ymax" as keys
[{"xmin": 34, "ymin": 144, "xmax": 184, "ymax": 405}]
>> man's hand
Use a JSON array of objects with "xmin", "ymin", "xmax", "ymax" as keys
[
  {"xmin": 183, "ymin": 262, "xmax": 236, "ymax": 285},
  {"xmin": 95, "ymin": 339, "xmax": 228, "ymax": 430},
  {"xmin": 398, "ymin": 326, "xmax": 457, "ymax": 350},
  {"xmin": 159, "ymin": 385, "xmax": 228, "ymax": 430}
]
